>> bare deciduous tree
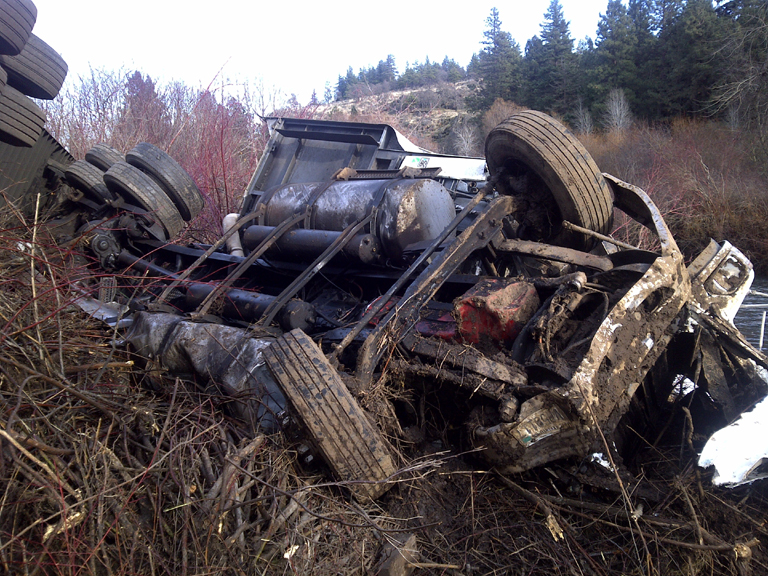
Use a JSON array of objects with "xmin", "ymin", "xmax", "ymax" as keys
[
  {"xmin": 603, "ymin": 88, "xmax": 632, "ymax": 133},
  {"xmin": 451, "ymin": 119, "xmax": 480, "ymax": 156},
  {"xmin": 574, "ymin": 98, "xmax": 594, "ymax": 135}
]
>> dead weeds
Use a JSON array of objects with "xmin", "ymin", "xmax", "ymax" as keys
[{"xmin": 0, "ymin": 210, "xmax": 765, "ymax": 575}]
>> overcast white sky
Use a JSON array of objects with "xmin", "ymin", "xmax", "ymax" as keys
[{"xmin": 32, "ymin": 0, "xmax": 609, "ymax": 102}]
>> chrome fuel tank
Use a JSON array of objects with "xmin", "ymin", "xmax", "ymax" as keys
[{"xmin": 261, "ymin": 178, "xmax": 455, "ymax": 259}]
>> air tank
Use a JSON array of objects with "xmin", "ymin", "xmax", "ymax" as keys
[{"xmin": 260, "ymin": 178, "xmax": 455, "ymax": 260}]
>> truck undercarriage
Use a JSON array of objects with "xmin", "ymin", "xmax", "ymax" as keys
[{"xmin": 38, "ymin": 111, "xmax": 768, "ymax": 501}]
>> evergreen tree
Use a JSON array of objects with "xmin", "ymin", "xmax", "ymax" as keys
[
  {"xmin": 524, "ymin": 0, "xmax": 578, "ymax": 115},
  {"xmin": 385, "ymin": 55, "xmax": 399, "ymax": 80},
  {"xmin": 628, "ymin": 0, "xmax": 659, "ymax": 118},
  {"xmin": 655, "ymin": 0, "xmax": 729, "ymax": 115},
  {"xmin": 522, "ymin": 35, "xmax": 546, "ymax": 107},
  {"xmin": 629, "ymin": 0, "xmax": 655, "ymax": 45},
  {"xmin": 651, "ymin": 0, "xmax": 685, "ymax": 33},
  {"xmin": 594, "ymin": 1, "xmax": 637, "ymax": 104},
  {"xmin": 442, "ymin": 57, "xmax": 466, "ymax": 83},
  {"xmin": 470, "ymin": 8, "xmax": 522, "ymax": 111},
  {"xmin": 335, "ymin": 74, "xmax": 347, "ymax": 100},
  {"xmin": 345, "ymin": 67, "xmax": 360, "ymax": 97},
  {"xmin": 467, "ymin": 53, "xmax": 481, "ymax": 79}
]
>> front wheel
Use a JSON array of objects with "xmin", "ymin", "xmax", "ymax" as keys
[{"xmin": 485, "ymin": 110, "xmax": 613, "ymax": 250}]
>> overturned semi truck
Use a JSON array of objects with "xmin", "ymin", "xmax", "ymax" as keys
[{"xmin": 43, "ymin": 112, "xmax": 768, "ymax": 501}]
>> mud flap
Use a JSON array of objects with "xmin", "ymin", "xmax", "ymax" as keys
[{"xmin": 263, "ymin": 329, "xmax": 396, "ymax": 501}]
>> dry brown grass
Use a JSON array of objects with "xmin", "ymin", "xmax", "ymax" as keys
[{"xmin": 581, "ymin": 120, "xmax": 768, "ymax": 272}]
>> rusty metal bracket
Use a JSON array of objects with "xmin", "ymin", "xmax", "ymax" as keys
[
  {"xmin": 190, "ymin": 210, "xmax": 308, "ymax": 319},
  {"xmin": 156, "ymin": 210, "xmax": 263, "ymax": 304},
  {"xmin": 258, "ymin": 216, "xmax": 373, "ymax": 327},
  {"xmin": 354, "ymin": 195, "xmax": 516, "ymax": 387},
  {"xmin": 495, "ymin": 238, "xmax": 614, "ymax": 272}
]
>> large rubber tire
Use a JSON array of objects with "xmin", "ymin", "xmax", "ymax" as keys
[
  {"xmin": 65, "ymin": 159, "xmax": 114, "ymax": 202},
  {"xmin": 485, "ymin": 110, "xmax": 613, "ymax": 250},
  {"xmin": 126, "ymin": 142, "xmax": 204, "ymax": 221},
  {"xmin": 0, "ymin": 83, "xmax": 43, "ymax": 147},
  {"xmin": 0, "ymin": 33, "xmax": 67, "ymax": 100},
  {"xmin": 85, "ymin": 143, "xmax": 123, "ymax": 171},
  {"xmin": 0, "ymin": 0, "xmax": 36, "ymax": 56},
  {"xmin": 103, "ymin": 161, "xmax": 184, "ymax": 239},
  {"xmin": 264, "ymin": 329, "xmax": 396, "ymax": 501}
]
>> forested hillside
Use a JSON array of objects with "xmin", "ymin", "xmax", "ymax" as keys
[
  {"xmin": 332, "ymin": 0, "xmax": 765, "ymax": 136},
  {"xmin": 325, "ymin": 0, "xmax": 768, "ymax": 271}
]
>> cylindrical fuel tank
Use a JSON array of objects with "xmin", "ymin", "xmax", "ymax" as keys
[
  {"xmin": 261, "ymin": 179, "xmax": 455, "ymax": 259},
  {"xmin": 242, "ymin": 226, "xmax": 381, "ymax": 264}
]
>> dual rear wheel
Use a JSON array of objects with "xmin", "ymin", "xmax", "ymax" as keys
[{"xmin": 66, "ymin": 142, "xmax": 204, "ymax": 240}]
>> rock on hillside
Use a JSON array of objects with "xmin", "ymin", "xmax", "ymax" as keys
[{"xmin": 317, "ymin": 81, "xmax": 482, "ymax": 155}]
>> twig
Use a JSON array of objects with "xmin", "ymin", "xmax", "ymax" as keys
[
  {"xmin": 0, "ymin": 428, "xmax": 79, "ymax": 498},
  {"xmin": 494, "ymin": 472, "xmax": 564, "ymax": 542}
]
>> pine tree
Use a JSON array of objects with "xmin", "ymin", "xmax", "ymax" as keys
[
  {"xmin": 655, "ymin": 0, "xmax": 729, "ymax": 115},
  {"xmin": 335, "ymin": 75, "xmax": 347, "ymax": 100},
  {"xmin": 385, "ymin": 55, "xmax": 398, "ymax": 81},
  {"xmin": 628, "ymin": 0, "xmax": 659, "ymax": 117},
  {"xmin": 594, "ymin": 1, "xmax": 638, "ymax": 103},
  {"xmin": 524, "ymin": 0, "xmax": 578, "ymax": 115},
  {"xmin": 345, "ymin": 67, "xmax": 359, "ymax": 98},
  {"xmin": 442, "ymin": 57, "xmax": 466, "ymax": 83},
  {"xmin": 470, "ymin": 8, "xmax": 522, "ymax": 111},
  {"xmin": 467, "ymin": 53, "xmax": 481, "ymax": 79},
  {"xmin": 652, "ymin": 0, "xmax": 685, "ymax": 33}
]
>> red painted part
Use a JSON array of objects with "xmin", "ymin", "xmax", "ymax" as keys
[
  {"xmin": 366, "ymin": 296, "xmax": 398, "ymax": 326},
  {"xmin": 415, "ymin": 310, "xmax": 457, "ymax": 341},
  {"xmin": 455, "ymin": 279, "xmax": 540, "ymax": 347}
]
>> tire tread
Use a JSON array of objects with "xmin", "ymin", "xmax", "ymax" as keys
[
  {"xmin": 103, "ymin": 161, "xmax": 184, "ymax": 238},
  {"xmin": 264, "ymin": 329, "xmax": 395, "ymax": 501}
]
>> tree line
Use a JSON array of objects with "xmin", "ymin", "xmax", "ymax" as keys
[
  {"xmin": 334, "ymin": 55, "xmax": 467, "ymax": 99},
  {"xmin": 332, "ymin": 1, "xmax": 768, "ymax": 135}
]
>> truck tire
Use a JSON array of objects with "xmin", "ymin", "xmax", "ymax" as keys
[
  {"xmin": 0, "ymin": 0, "xmax": 36, "ymax": 56},
  {"xmin": 0, "ymin": 83, "xmax": 43, "ymax": 147},
  {"xmin": 0, "ymin": 33, "xmax": 67, "ymax": 99},
  {"xmin": 85, "ymin": 143, "xmax": 123, "ymax": 171},
  {"xmin": 485, "ymin": 110, "xmax": 613, "ymax": 250},
  {"xmin": 103, "ymin": 161, "xmax": 184, "ymax": 239},
  {"xmin": 65, "ymin": 159, "xmax": 114, "ymax": 202},
  {"xmin": 264, "ymin": 329, "xmax": 396, "ymax": 501},
  {"xmin": 126, "ymin": 142, "xmax": 204, "ymax": 221}
]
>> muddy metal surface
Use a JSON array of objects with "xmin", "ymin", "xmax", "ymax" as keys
[{"xmin": 35, "ymin": 112, "xmax": 767, "ymax": 509}]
